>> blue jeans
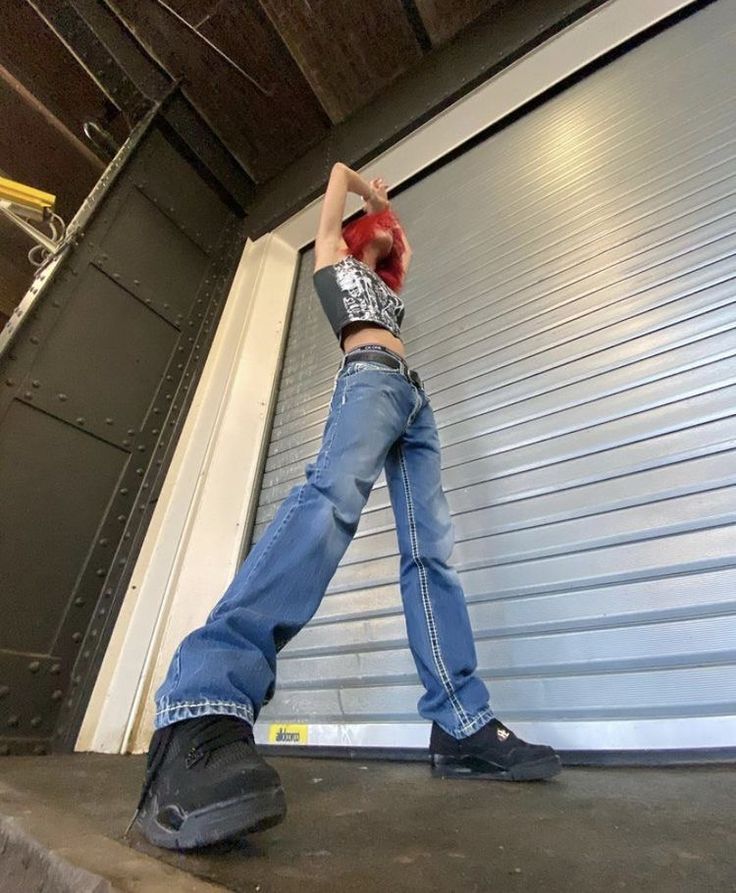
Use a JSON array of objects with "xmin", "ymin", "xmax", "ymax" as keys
[{"xmin": 154, "ymin": 346, "xmax": 494, "ymax": 739}]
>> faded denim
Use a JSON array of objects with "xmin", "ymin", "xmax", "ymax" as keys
[{"xmin": 154, "ymin": 346, "xmax": 494, "ymax": 739}]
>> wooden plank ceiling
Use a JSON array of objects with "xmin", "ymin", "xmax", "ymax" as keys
[
  {"xmin": 107, "ymin": 0, "xmax": 503, "ymax": 181},
  {"xmin": 0, "ymin": 0, "xmax": 501, "ymax": 322}
]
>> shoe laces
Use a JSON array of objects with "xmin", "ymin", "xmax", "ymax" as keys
[
  {"xmin": 183, "ymin": 716, "xmax": 253, "ymax": 768},
  {"xmin": 129, "ymin": 724, "xmax": 174, "ymax": 822},
  {"xmin": 125, "ymin": 716, "xmax": 252, "ymax": 835}
]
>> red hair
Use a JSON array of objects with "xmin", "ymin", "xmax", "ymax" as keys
[{"xmin": 341, "ymin": 207, "xmax": 407, "ymax": 293}]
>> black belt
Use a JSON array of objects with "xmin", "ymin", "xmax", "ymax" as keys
[{"xmin": 343, "ymin": 347, "xmax": 423, "ymax": 390}]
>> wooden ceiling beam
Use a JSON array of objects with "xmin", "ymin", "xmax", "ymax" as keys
[
  {"xmin": 107, "ymin": 0, "xmax": 331, "ymax": 181},
  {"xmin": 413, "ymin": 0, "xmax": 505, "ymax": 47},
  {"xmin": 257, "ymin": 0, "xmax": 423, "ymax": 124},
  {"xmin": 27, "ymin": 0, "xmax": 255, "ymax": 209},
  {"xmin": 0, "ymin": 62, "xmax": 104, "ymax": 220},
  {"xmin": 0, "ymin": 208, "xmax": 36, "ymax": 317},
  {"xmin": 244, "ymin": 0, "xmax": 609, "ymax": 236},
  {"xmin": 28, "ymin": 0, "xmax": 155, "ymax": 121},
  {"xmin": 0, "ymin": 2, "xmax": 128, "ymax": 161}
]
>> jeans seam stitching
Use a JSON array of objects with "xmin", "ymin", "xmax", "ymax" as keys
[
  {"xmin": 397, "ymin": 441, "xmax": 471, "ymax": 729},
  {"xmin": 156, "ymin": 699, "xmax": 252, "ymax": 711},
  {"xmin": 155, "ymin": 699, "xmax": 255, "ymax": 720},
  {"xmin": 455, "ymin": 707, "xmax": 494, "ymax": 736},
  {"xmin": 316, "ymin": 374, "xmax": 351, "ymax": 485},
  {"xmin": 401, "ymin": 388, "xmax": 423, "ymax": 435}
]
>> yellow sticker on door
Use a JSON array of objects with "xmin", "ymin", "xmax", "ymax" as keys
[{"xmin": 268, "ymin": 724, "xmax": 308, "ymax": 744}]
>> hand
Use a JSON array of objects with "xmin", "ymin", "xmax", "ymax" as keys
[{"xmin": 364, "ymin": 177, "xmax": 390, "ymax": 214}]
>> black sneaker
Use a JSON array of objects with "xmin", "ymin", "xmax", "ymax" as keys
[
  {"xmin": 126, "ymin": 715, "xmax": 287, "ymax": 850},
  {"xmin": 430, "ymin": 718, "xmax": 562, "ymax": 781}
]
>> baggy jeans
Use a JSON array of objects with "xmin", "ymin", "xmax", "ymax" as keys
[{"xmin": 154, "ymin": 346, "xmax": 494, "ymax": 739}]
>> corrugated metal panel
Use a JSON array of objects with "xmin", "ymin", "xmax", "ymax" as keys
[{"xmin": 251, "ymin": 1, "xmax": 736, "ymax": 748}]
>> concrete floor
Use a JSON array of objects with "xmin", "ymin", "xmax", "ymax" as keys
[{"xmin": 0, "ymin": 753, "xmax": 735, "ymax": 893}]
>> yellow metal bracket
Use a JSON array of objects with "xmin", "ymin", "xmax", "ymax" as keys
[
  {"xmin": 0, "ymin": 176, "xmax": 62, "ymax": 257},
  {"xmin": 0, "ymin": 175, "xmax": 56, "ymax": 221}
]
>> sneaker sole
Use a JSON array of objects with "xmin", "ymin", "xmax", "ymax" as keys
[
  {"xmin": 133, "ymin": 784, "xmax": 287, "ymax": 850},
  {"xmin": 430, "ymin": 754, "xmax": 562, "ymax": 781}
]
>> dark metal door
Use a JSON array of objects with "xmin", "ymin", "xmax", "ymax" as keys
[{"xmin": 0, "ymin": 111, "xmax": 245, "ymax": 754}]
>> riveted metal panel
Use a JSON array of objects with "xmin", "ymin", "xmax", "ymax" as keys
[
  {"xmin": 93, "ymin": 190, "xmax": 210, "ymax": 326},
  {"xmin": 0, "ymin": 401, "xmax": 127, "ymax": 653},
  {"xmin": 248, "ymin": 2, "xmax": 736, "ymax": 751},
  {"xmin": 19, "ymin": 267, "xmax": 179, "ymax": 446},
  {"xmin": 0, "ymin": 109, "xmax": 244, "ymax": 754},
  {"xmin": 0, "ymin": 653, "xmax": 63, "ymax": 756},
  {"xmin": 135, "ymin": 130, "xmax": 232, "ymax": 254}
]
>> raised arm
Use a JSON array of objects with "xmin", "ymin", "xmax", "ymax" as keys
[
  {"xmin": 399, "ymin": 228, "xmax": 413, "ymax": 278},
  {"xmin": 314, "ymin": 161, "xmax": 386, "ymax": 269},
  {"xmin": 314, "ymin": 162, "xmax": 376, "ymax": 270}
]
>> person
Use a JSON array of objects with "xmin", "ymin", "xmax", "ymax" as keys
[{"xmin": 127, "ymin": 162, "xmax": 561, "ymax": 851}]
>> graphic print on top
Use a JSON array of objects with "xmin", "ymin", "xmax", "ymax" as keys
[{"xmin": 333, "ymin": 256, "xmax": 405, "ymax": 338}]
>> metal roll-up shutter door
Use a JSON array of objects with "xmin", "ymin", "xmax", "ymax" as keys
[{"xmin": 252, "ymin": 1, "xmax": 736, "ymax": 752}]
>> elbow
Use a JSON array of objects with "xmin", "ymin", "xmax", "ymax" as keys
[{"xmin": 329, "ymin": 162, "xmax": 349, "ymax": 185}]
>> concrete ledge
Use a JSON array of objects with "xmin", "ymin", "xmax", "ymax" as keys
[
  {"xmin": 0, "ymin": 816, "xmax": 111, "ymax": 893},
  {"xmin": 0, "ymin": 771, "xmax": 226, "ymax": 893}
]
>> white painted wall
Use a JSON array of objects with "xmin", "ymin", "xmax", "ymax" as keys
[{"xmin": 77, "ymin": 234, "xmax": 298, "ymax": 752}]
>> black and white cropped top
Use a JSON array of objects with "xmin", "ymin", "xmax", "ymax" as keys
[{"xmin": 312, "ymin": 254, "xmax": 405, "ymax": 348}]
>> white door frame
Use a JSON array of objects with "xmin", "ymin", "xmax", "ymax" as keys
[{"xmin": 76, "ymin": 0, "xmax": 698, "ymax": 754}]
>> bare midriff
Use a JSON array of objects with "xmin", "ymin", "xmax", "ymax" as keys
[{"xmin": 341, "ymin": 321, "xmax": 406, "ymax": 359}]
